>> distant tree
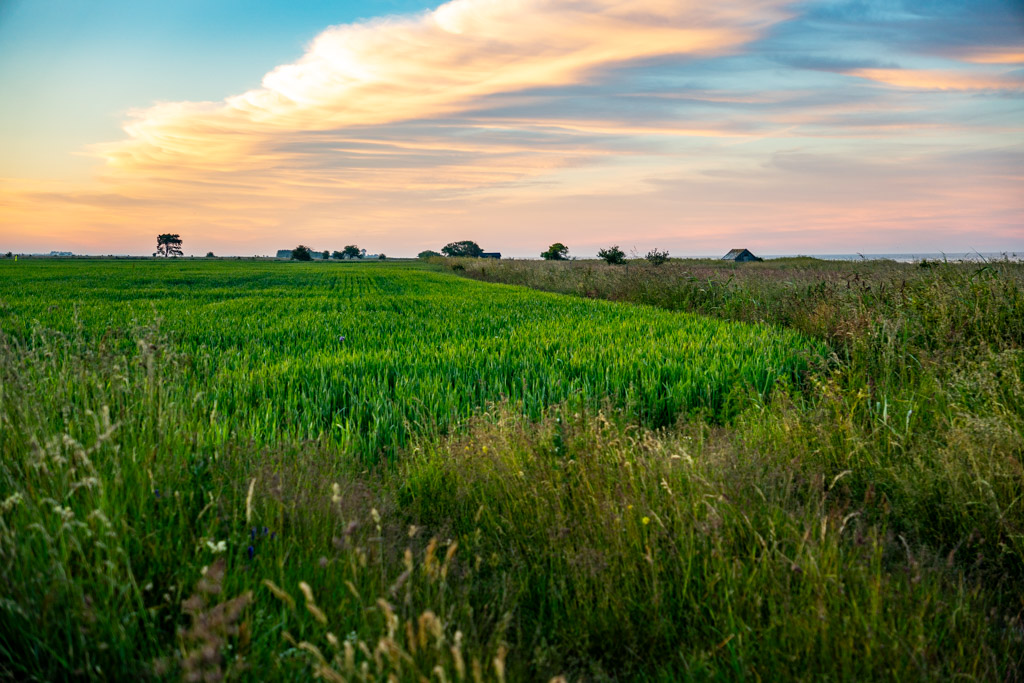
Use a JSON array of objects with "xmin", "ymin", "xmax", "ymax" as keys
[
  {"xmin": 378, "ymin": 253, "xmax": 387, "ymax": 260},
  {"xmin": 597, "ymin": 245, "xmax": 626, "ymax": 265},
  {"xmin": 291, "ymin": 245, "xmax": 313, "ymax": 261},
  {"xmin": 442, "ymin": 240, "xmax": 483, "ymax": 258},
  {"xmin": 331, "ymin": 250, "xmax": 344, "ymax": 260},
  {"xmin": 206, "ymin": 251, "xmax": 215, "ymax": 258},
  {"xmin": 541, "ymin": 242, "xmax": 569, "ymax": 260},
  {"xmin": 644, "ymin": 248, "xmax": 669, "ymax": 266},
  {"xmin": 342, "ymin": 245, "xmax": 362, "ymax": 259},
  {"xmin": 3, "ymin": 252, "xmax": 11, "ymax": 259},
  {"xmin": 322, "ymin": 250, "xmax": 330, "ymax": 260},
  {"xmin": 418, "ymin": 250, "xmax": 441, "ymax": 259},
  {"xmin": 156, "ymin": 233, "xmax": 183, "ymax": 257}
]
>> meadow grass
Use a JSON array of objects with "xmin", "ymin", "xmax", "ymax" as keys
[{"xmin": 0, "ymin": 258, "xmax": 1021, "ymax": 680}]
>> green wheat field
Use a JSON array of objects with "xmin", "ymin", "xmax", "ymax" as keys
[{"xmin": 1, "ymin": 258, "xmax": 1021, "ymax": 680}]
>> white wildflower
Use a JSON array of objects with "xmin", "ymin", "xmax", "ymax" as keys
[{"xmin": 1, "ymin": 492, "xmax": 23, "ymax": 512}]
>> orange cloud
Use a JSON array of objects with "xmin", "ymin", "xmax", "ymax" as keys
[
  {"xmin": 849, "ymin": 67, "xmax": 1023, "ymax": 91},
  {"xmin": 94, "ymin": 0, "xmax": 789, "ymax": 177},
  {"xmin": 961, "ymin": 49, "xmax": 1024, "ymax": 65}
]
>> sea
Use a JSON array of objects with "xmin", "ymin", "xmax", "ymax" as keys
[{"xmin": 757, "ymin": 252, "xmax": 1022, "ymax": 263}]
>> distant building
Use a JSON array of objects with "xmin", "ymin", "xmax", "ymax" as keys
[
  {"xmin": 49, "ymin": 251, "xmax": 73, "ymax": 257},
  {"xmin": 721, "ymin": 248, "xmax": 761, "ymax": 262},
  {"xmin": 480, "ymin": 252, "xmax": 502, "ymax": 259},
  {"xmin": 276, "ymin": 249, "xmax": 293, "ymax": 259}
]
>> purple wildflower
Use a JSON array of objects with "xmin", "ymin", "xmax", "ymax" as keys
[{"xmin": 247, "ymin": 545, "xmax": 255, "ymax": 560}]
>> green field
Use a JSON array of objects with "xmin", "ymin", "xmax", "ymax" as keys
[
  {"xmin": 0, "ymin": 261, "xmax": 814, "ymax": 454},
  {"xmin": 1, "ymin": 258, "xmax": 1021, "ymax": 680}
]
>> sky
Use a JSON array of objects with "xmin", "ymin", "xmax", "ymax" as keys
[{"xmin": 0, "ymin": 0, "xmax": 1021, "ymax": 258}]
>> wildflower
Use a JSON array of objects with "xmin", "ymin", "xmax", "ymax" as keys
[
  {"xmin": 642, "ymin": 516, "xmax": 650, "ymax": 526},
  {"xmin": 207, "ymin": 540, "xmax": 227, "ymax": 554},
  {"xmin": 1, "ymin": 492, "xmax": 23, "ymax": 512},
  {"xmin": 332, "ymin": 483, "xmax": 342, "ymax": 505},
  {"xmin": 338, "ymin": 335, "xmax": 346, "ymax": 342},
  {"xmin": 245, "ymin": 477, "xmax": 256, "ymax": 524},
  {"xmin": 248, "ymin": 545, "xmax": 255, "ymax": 560},
  {"xmin": 53, "ymin": 505, "xmax": 75, "ymax": 522}
]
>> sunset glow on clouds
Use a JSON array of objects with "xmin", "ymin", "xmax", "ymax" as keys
[{"xmin": 0, "ymin": 0, "xmax": 1021, "ymax": 256}]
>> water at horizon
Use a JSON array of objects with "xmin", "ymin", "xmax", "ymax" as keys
[{"xmin": 759, "ymin": 252, "xmax": 1022, "ymax": 263}]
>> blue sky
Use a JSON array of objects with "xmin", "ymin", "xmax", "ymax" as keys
[
  {"xmin": 0, "ymin": 0, "xmax": 438, "ymax": 176},
  {"xmin": 1, "ymin": 0, "xmax": 1021, "ymax": 256}
]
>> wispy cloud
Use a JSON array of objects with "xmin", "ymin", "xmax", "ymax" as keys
[{"xmin": 848, "ymin": 67, "xmax": 1023, "ymax": 91}]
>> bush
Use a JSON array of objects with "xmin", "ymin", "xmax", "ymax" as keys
[
  {"xmin": 541, "ymin": 243, "xmax": 569, "ymax": 261},
  {"xmin": 597, "ymin": 245, "xmax": 626, "ymax": 265},
  {"xmin": 645, "ymin": 248, "xmax": 669, "ymax": 266},
  {"xmin": 418, "ymin": 250, "xmax": 441, "ymax": 259},
  {"xmin": 291, "ymin": 245, "xmax": 312, "ymax": 261},
  {"xmin": 205, "ymin": 251, "xmax": 215, "ymax": 258},
  {"xmin": 442, "ymin": 241, "xmax": 483, "ymax": 258}
]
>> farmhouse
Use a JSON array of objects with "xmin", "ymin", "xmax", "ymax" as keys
[
  {"xmin": 481, "ymin": 252, "xmax": 502, "ymax": 259},
  {"xmin": 721, "ymin": 248, "xmax": 761, "ymax": 262},
  {"xmin": 276, "ymin": 249, "xmax": 292, "ymax": 259}
]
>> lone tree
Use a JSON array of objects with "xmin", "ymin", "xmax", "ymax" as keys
[
  {"xmin": 156, "ymin": 233, "xmax": 183, "ymax": 257},
  {"xmin": 644, "ymin": 248, "xmax": 669, "ymax": 266},
  {"xmin": 597, "ymin": 245, "xmax": 626, "ymax": 265},
  {"xmin": 341, "ymin": 245, "xmax": 362, "ymax": 259},
  {"xmin": 418, "ymin": 250, "xmax": 441, "ymax": 259},
  {"xmin": 541, "ymin": 242, "xmax": 569, "ymax": 260},
  {"xmin": 291, "ymin": 245, "xmax": 313, "ymax": 261},
  {"xmin": 441, "ymin": 240, "xmax": 483, "ymax": 258}
]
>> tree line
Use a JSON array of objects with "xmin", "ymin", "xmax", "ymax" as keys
[
  {"xmin": 419, "ymin": 240, "xmax": 671, "ymax": 265},
  {"xmin": 290, "ymin": 245, "xmax": 384, "ymax": 261},
  {"xmin": 153, "ymin": 234, "xmax": 669, "ymax": 265}
]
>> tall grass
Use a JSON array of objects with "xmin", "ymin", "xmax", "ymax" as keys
[
  {"xmin": 0, "ymin": 258, "xmax": 1021, "ymax": 680},
  {"xmin": 458, "ymin": 257, "xmax": 1024, "ymax": 557}
]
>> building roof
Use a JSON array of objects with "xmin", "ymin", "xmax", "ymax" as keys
[{"xmin": 722, "ymin": 248, "xmax": 758, "ymax": 260}]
